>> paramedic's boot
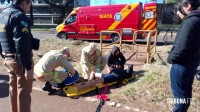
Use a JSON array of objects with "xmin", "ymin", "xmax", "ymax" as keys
[
  {"xmin": 126, "ymin": 64, "xmax": 133, "ymax": 76},
  {"xmin": 42, "ymin": 82, "xmax": 57, "ymax": 94}
]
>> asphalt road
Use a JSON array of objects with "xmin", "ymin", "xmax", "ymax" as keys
[
  {"xmin": 32, "ymin": 30, "xmax": 57, "ymax": 39},
  {"xmin": 31, "ymin": 30, "xmax": 176, "ymax": 44},
  {"xmin": 0, "ymin": 69, "xmax": 137, "ymax": 112}
]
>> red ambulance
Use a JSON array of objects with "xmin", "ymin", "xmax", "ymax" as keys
[{"xmin": 56, "ymin": 2, "xmax": 157, "ymax": 43}]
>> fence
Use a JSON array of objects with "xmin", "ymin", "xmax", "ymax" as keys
[
  {"xmin": 27, "ymin": 14, "xmax": 60, "ymax": 25},
  {"xmin": 99, "ymin": 29, "xmax": 158, "ymax": 64}
]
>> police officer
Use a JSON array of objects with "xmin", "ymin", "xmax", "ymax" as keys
[{"xmin": 0, "ymin": 0, "xmax": 39, "ymax": 112}]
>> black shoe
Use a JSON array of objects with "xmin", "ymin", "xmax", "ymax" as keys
[
  {"xmin": 126, "ymin": 64, "xmax": 133, "ymax": 76},
  {"xmin": 42, "ymin": 83, "xmax": 57, "ymax": 94}
]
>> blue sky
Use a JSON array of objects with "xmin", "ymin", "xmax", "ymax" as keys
[{"xmin": 91, "ymin": 0, "xmax": 164, "ymax": 6}]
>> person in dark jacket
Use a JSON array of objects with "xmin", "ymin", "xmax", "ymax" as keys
[
  {"xmin": 0, "ymin": 0, "xmax": 39, "ymax": 112},
  {"xmin": 107, "ymin": 46, "xmax": 126, "ymax": 73},
  {"xmin": 167, "ymin": 0, "xmax": 200, "ymax": 111}
]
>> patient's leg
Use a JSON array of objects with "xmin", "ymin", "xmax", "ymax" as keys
[{"xmin": 75, "ymin": 78, "xmax": 104, "ymax": 91}]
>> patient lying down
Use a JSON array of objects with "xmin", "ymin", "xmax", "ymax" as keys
[{"xmin": 75, "ymin": 65, "xmax": 133, "ymax": 91}]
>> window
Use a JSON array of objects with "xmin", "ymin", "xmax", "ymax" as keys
[
  {"xmin": 65, "ymin": 14, "xmax": 77, "ymax": 24},
  {"xmin": 144, "ymin": 11, "xmax": 154, "ymax": 19}
]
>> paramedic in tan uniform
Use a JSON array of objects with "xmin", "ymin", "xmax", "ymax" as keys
[
  {"xmin": 34, "ymin": 47, "xmax": 75, "ymax": 93},
  {"xmin": 80, "ymin": 43, "xmax": 107, "ymax": 80}
]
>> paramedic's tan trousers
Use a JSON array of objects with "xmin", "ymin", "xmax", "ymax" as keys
[
  {"xmin": 81, "ymin": 56, "xmax": 107, "ymax": 79},
  {"xmin": 34, "ymin": 71, "xmax": 68, "ymax": 86},
  {"xmin": 4, "ymin": 58, "xmax": 33, "ymax": 112}
]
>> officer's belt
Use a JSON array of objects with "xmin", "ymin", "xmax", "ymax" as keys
[{"xmin": 4, "ymin": 53, "xmax": 18, "ymax": 60}]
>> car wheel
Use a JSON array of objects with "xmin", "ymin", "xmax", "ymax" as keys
[
  {"xmin": 59, "ymin": 32, "xmax": 67, "ymax": 40},
  {"xmin": 111, "ymin": 34, "xmax": 120, "ymax": 43}
]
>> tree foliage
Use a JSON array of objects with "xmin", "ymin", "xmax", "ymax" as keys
[
  {"xmin": 42, "ymin": 0, "xmax": 74, "ymax": 24},
  {"xmin": 108, "ymin": 0, "xmax": 115, "ymax": 5},
  {"xmin": 165, "ymin": 0, "xmax": 179, "ymax": 3}
]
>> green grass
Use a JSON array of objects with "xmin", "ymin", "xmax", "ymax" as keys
[{"xmin": 110, "ymin": 46, "xmax": 200, "ymax": 111}]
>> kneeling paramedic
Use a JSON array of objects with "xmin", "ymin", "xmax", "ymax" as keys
[
  {"xmin": 80, "ymin": 43, "xmax": 107, "ymax": 81},
  {"xmin": 34, "ymin": 47, "xmax": 77, "ymax": 93}
]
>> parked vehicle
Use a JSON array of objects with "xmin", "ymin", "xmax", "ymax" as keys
[{"xmin": 56, "ymin": 2, "xmax": 157, "ymax": 43}]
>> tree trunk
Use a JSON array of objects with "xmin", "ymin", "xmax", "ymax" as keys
[{"xmin": 58, "ymin": 7, "xmax": 67, "ymax": 24}]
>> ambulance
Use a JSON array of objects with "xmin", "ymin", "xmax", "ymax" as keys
[{"xmin": 56, "ymin": 2, "xmax": 157, "ymax": 43}]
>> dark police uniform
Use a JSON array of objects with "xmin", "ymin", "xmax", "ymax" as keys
[
  {"xmin": 0, "ymin": 5, "xmax": 39, "ymax": 112},
  {"xmin": 0, "ymin": 43, "xmax": 4, "ymax": 58}
]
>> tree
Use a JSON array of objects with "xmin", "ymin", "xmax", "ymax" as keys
[
  {"xmin": 1, "ymin": 0, "xmax": 11, "ymax": 5},
  {"xmin": 165, "ymin": 0, "xmax": 179, "ymax": 3},
  {"xmin": 74, "ymin": 0, "xmax": 79, "ymax": 7},
  {"xmin": 42, "ymin": 0, "xmax": 74, "ymax": 24},
  {"xmin": 108, "ymin": 0, "xmax": 115, "ymax": 5}
]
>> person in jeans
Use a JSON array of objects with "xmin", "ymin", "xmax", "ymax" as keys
[
  {"xmin": 0, "ymin": 0, "xmax": 40, "ymax": 112},
  {"xmin": 167, "ymin": 0, "xmax": 200, "ymax": 111}
]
